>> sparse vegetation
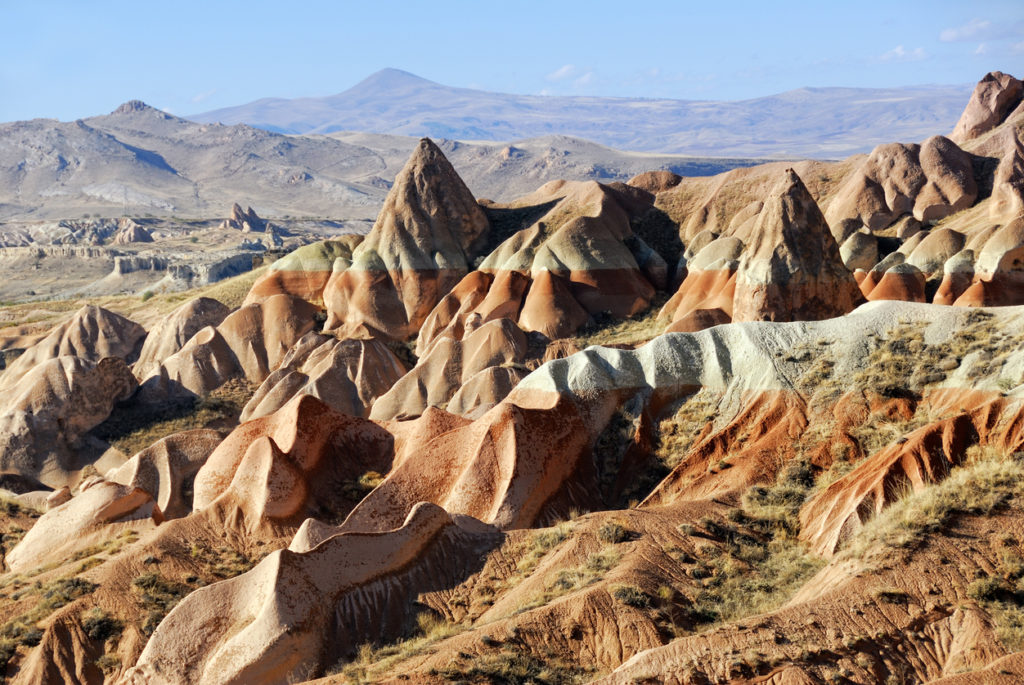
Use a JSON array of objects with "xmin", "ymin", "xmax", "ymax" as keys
[
  {"xmin": 433, "ymin": 642, "xmax": 591, "ymax": 684},
  {"xmin": 131, "ymin": 572, "xmax": 191, "ymax": 635},
  {"xmin": 515, "ymin": 547, "xmax": 622, "ymax": 614},
  {"xmin": 612, "ymin": 584, "xmax": 651, "ymax": 608},
  {"xmin": 92, "ymin": 377, "xmax": 255, "ymax": 456},
  {"xmin": 334, "ymin": 611, "xmax": 469, "ymax": 683},
  {"xmin": 573, "ymin": 294, "xmax": 669, "ymax": 349},
  {"xmin": 597, "ymin": 520, "xmax": 632, "ymax": 544},
  {"xmin": 842, "ymin": 450, "xmax": 1024, "ymax": 560},
  {"xmin": 0, "ymin": 575, "xmax": 98, "ymax": 669}
]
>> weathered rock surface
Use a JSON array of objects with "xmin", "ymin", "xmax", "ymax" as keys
[
  {"xmin": 0, "ymin": 356, "xmax": 137, "ymax": 487},
  {"xmin": 0, "ymin": 305, "xmax": 145, "ymax": 389},
  {"xmin": 133, "ymin": 297, "xmax": 231, "ymax": 378},
  {"xmin": 824, "ymin": 136, "xmax": 977, "ymax": 234},
  {"xmin": 241, "ymin": 334, "xmax": 406, "ymax": 421},
  {"xmin": 323, "ymin": 138, "xmax": 489, "ymax": 340},
  {"xmin": 139, "ymin": 294, "xmax": 317, "ymax": 399},
  {"xmin": 950, "ymin": 71, "xmax": 1024, "ymax": 144},
  {"xmin": 6, "ymin": 479, "xmax": 162, "ymax": 573},
  {"xmin": 106, "ymin": 429, "xmax": 224, "ymax": 519}
]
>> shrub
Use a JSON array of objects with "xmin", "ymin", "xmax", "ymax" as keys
[
  {"xmin": 82, "ymin": 608, "xmax": 123, "ymax": 641},
  {"xmin": 613, "ymin": 585, "xmax": 651, "ymax": 608},
  {"xmin": 597, "ymin": 521, "xmax": 632, "ymax": 544}
]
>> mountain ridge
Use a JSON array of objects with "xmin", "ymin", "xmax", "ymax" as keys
[{"xmin": 190, "ymin": 68, "xmax": 974, "ymax": 158}]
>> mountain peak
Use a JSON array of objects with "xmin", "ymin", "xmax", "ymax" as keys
[
  {"xmin": 344, "ymin": 68, "xmax": 439, "ymax": 95},
  {"xmin": 112, "ymin": 100, "xmax": 157, "ymax": 115}
]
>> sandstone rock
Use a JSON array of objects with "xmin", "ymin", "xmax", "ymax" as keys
[
  {"xmin": 934, "ymin": 249, "xmax": 976, "ymax": 305},
  {"xmin": 139, "ymin": 294, "xmax": 317, "ymax": 400},
  {"xmin": 0, "ymin": 356, "xmax": 137, "ymax": 487},
  {"xmin": 627, "ymin": 170, "xmax": 682, "ymax": 194},
  {"xmin": 191, "ymin": 394, "xmax": 394, "ymax": 530},
  {"xmin": 905, "ymin": 227, "xmax": 965, "ymax": 278},
  {"xmin": 865, "ymin": 262, "xmax": 927, "ymax": 302},
  {"xmin": 220, "ymin": 203, "xmax": 266, "ymax": 232},
  {"xmin": 133, "ymin": 297, "xmax": 231, "ymax": 378},
  {"xmin": 0, "ymin": 305, "xmax": 145, "ymax": 390},
  {"xmin": 990, "ymin": 128, "xmax": 1024, "ymax": 220},
  {"xmin": 839, "ymin": 231, "xmax": 878, "ymax": 272},
  {"xmin": 6, "ymin": 479, "xmax": 161, "ymax": 572},
  {"xmin": 124, "ymin": 503, "xmax": 501, "ymax": 685},
  {"xmin": 111, "ymin": 218, "xmax": 154, "ymax": 245},
  {"xmin": 950, "ymin": 71, "xmax": 1024, "ymax": 144},
  {"xmin": 323, "ymin": 138, "xmax": 489, "ymax": 340},
  {"xmin": 370, "ymin": 317, "xmax": 528, "ymax": 421},
  {"xmin": 244, "ymin": 234, "xmax": 364, "ymax": 304},
  {"xmin": 733, "ymin": 169, "xmax": 862, "ymax": 322},
  {"xmin": 106, "ymin": 429, "xmax": 223, "ymax": 519},
  {"xmin": 824, "ymin": 137, "xmax": 977, "ymax": 231},
  {"xmin": 240, "ymin": 335, "xmax": 406, "ymax": 421}
]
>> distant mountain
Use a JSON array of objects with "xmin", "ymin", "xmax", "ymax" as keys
[
  {"xmin": 191, "ymin": 68, "xmax": 974, "ymax": 158},
  {"xmin": 0, "ymin": 102, "xmax": 757, "ymax": 222}
]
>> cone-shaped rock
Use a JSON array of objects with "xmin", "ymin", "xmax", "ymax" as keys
[
  {"xmin": 323, "ymin": 138, "xmax": 489, "ymax": 340},
  {"xmin": 733, "ymin": 169, "xmax": 863, "ymax": 322}
]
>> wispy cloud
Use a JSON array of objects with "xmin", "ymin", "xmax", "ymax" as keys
[
  {"xmin": 1013, "ymin": 41, "xmax": 1024, "ymax": 54},
  {"xmin": 975, "ymin": 43, "xmax": 988, "ymax": 55},
  {"xmin": 190, "ymin": 88, "xmax": 217, "ymax": 104},
  {"xmin": 941, "ymin": 18, "xmax": 994, "ymax": 42},
  {"xmin": 877, "ymin": 45, "xmax": 928, "ymax": 62},
  {"xmin": 574, "ymin": 71, "xmax": 594, "ymax": 87},
  {"xmin": 546, "ymin": 64, "xmax": 576, "ymax": 82}
]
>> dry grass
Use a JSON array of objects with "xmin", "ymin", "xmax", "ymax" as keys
[
  {"xmin": 573, "ymin": 295, "xmax": 669, "ymax": 349},
  {"xmin": 334, "ymin": 611, "xmax": 469, "ymax": 683},
  {"xmin": 92, "ymin": 377, "xmax": 255, "ymax": 457},
  {"xmin": 653, "ymin": 390, "xmax": 719, "ymax": 471},
  {"xmin": 514, "ymin": 547, "xmax": 622, "ymax": 614},
  {"xmin": 432, "ymin": 641, "xmax": 592, "ymax": 684},
  {"xmin": 842, "ymin": 450, "xmax": 1024, "ymax": 561},
  {"xmin": 0, "ymin": 575, "xmax": 98, "ymax": 669}
]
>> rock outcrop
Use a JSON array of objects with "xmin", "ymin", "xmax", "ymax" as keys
[
  {"xmin": 323, "ymin": 138, "xmax": 489, "ymax": 340},
  {"xmin": 950, "ymin": 71, "xmax": 1024, "ymax": 144},
  {"xmin": 133, "ymin": 297, "xmax": 231, "ymax": 378},
  {"xmin": 0, "ymin": 356, "xmax": 137, "ymax": 487},
  {"xmin": 138, "ymin": 294, "xmax": 317, "ymax": 400},
  {"xmin": 240, "ymin": 334, "xmax": 407, "ymax": 421},
  {"xmin": 111, "ymin": 218, "xmax": 154, "ymax": 245},
  {"xmin": 244, "ymin": 235, "xmax": 364, "ymax": 304},
  {"xmin": 106, "ymin": 429, "xmax": 224, "ymax": 519},
  {"xmin": 124, "ymin": 503, "xmax": 501, "ymax": 685},
  {"xmin": 5, "ymin": 479, "xmax": 162, "ymax": 573},
  {"xmin": 219, "ymin": 203, "xmax": 266, "ymax": 232},
  {"xmin": 0, "ymin": 305, "xmax": 145, "ymax": 389},
  {"xmin": 733, "ymin": 169, "xmax": 862, "ymax": 322},
  {"xmin": 824, "ymin": 136, "xmax": 977, "ymax": 235}
]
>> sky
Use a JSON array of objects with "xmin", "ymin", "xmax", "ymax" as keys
[{"xmin": 1, "ymin": 0, "xmax": 1023, "ymax": 122}]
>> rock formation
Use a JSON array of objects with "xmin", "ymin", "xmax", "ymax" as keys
[
  {"xmin": 950, "ymin": 71, "xmax": 1024, "ymax": 144},
  {"xmin": 323, "ymin": 138, "xmax": 489, "ymax": 340},
  {"xmin": 0, "ymin": 305, "xmax": 145, "ymax": 390},
  {"xmin": 219, "ymin": 203, "xmax": 267, "ymax": 232},
  {"xmin": 133, "ymin": 297, "xmax": 231, "ymax": 379},
  {"xmin": 0, "ymin": 356, "xmax": 137, "ymax": 487}
]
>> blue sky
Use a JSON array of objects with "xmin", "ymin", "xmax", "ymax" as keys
[{"xmin": 1, "ymin": 0, "xmax": 1022, "ymax": 122}]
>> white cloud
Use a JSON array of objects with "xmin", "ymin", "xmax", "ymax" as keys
[
  {"xmin": 975, "ymin": 43, "xmax": 988, "ymax": 55},
  {"xmin": 940, "ymin": 18, "xmax": 993, "ymax": 42},
  {"xmin": 190, "ymin": 88, "xmax": 217, "ymax": 104},
  {"xmin": 574, "ymin": 71, "xmax": 594, "ymax": 87},
  {"xmin": 878, "ymin": 45, "xmax": 928, "ymax": 62},
  {"xmin": 1013, "ymin": 41, "xmax": 1024, "ymax": 54},
  {"xmin": 546, "ymin": 64, "xmax": 576, "ymax": 82}
]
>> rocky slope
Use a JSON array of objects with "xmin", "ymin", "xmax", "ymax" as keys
[{"xmin": 0, "ymin": 71, "xmax": 1023, "ymax": 685}]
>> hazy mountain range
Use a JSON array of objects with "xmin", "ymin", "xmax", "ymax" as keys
[
  {"xmin": 0, "ymin": 102, "xmax": 756, "ymax": 222},
  {"xmin": 192, "ymin": 68, "xmax": 973, "ymax": 158}
]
